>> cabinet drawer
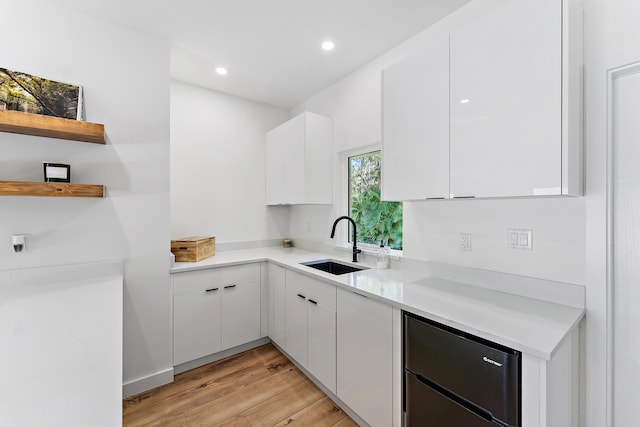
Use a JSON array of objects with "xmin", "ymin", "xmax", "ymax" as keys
[{"xmin": 173, "ymin": 263, "xmax": 261, "ymax": 295}]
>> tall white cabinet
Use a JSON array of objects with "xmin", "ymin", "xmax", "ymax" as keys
[
  {"xmin": 336, "ymin": 288, "xmax": 393, "ymax": 427},
  {"xmin": 382, "ymin": 35, "xmax": 450, "ymax": 201},
  {"xmin": 265, "ymin": 111, "xmax": 333, "ymax": 205}
]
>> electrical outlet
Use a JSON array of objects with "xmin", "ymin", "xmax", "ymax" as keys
[{"xmin": 460, "ymin": 233, "xmax": 471, "ymax": 251}]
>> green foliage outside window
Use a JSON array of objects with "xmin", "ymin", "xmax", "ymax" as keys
[{"xmin": 349, "ymin": 151, "xmax": 403, "ymax": 250}]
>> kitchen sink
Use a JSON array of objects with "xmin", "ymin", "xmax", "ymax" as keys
[{"xmin": 300, "ymin": 259, "xmax": 368, "ymax": 275}]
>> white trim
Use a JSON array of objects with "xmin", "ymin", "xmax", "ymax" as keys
[
  {"xmin": 605, "ymin": 60, "xmax": 640, "ymax": 427},
  {"xmin": 122, "ymin": 367, "xmax": 174, "ymax": 398},
  {"xmin": 173, "ymin": 337, "xmax": 271, "ymax": 375}
]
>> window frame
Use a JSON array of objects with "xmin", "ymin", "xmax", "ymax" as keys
[{"xmin": 337, "ymin": 144, "xmax": 403, "ymax": 256}]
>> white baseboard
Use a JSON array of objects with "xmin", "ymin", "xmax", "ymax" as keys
[
  {"xmin": 173, "ymin": 337, "xmax": 271, "ymax": 375},
  {"xmin": 122, "ymin": 367, "xmax": 174, "ymax": 398}
]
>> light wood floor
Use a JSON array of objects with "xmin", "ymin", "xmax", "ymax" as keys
[{"xmin": 123, "ymin": 344, "xmax": 359, "ymax": 426}]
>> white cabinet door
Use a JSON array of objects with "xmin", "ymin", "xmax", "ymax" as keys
[
  {"xmin": 382, "ymin": 35, "xmax": 450, "ymax": 201},
  {"xmin": 282, "ymin": 114, "xmax": 306, "ymax": 205},
  {"xmin": 450, "ymin": 0, "xmax": 562, "ymax": 198},
  {"xmin": 172, "ymin": 264, "xmax": 262, "ymax": 365},
  {"xmin": 337, "ymin": 288, "xmax": 393, "ymax": 427},
  {"xmin": 265, "ymin": 111, "xmax": 333, "ymax": 205},
  {"xmin": 173, "ymin": 289, "xmax": 221, "ymax": 365},
  {"xmin": 268, "ymin": 263, "xmax": 286, "ymax": 348},
  {"xmin": 307, "ymin": 300, "xmax": 336, "ymax": 394},
  {"xmin": 303, "ymin": 113, "xmax": 334, "ymax": 204},
  {"xmin": 221, "ymin": 281, "xmax": 261, "ymax": 350},
  {"xmin": 283, "ymin": 268, "xmax": 337, "ymax": 393},
  {"xmin": 285, "ymin": 286, "xmax": 308, "ymax": 367},
  {"xmin": 265, "ymin": 126, "xmax": 285, "ymax": 205}
]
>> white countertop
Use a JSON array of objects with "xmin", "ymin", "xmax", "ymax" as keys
[
  {"xmin": 0, "ymin": 261, "xmax": 123, "ymax": 427},
  {"xmin": 172, "ymin": 247, "xmax": 584, "ymax": 360}
]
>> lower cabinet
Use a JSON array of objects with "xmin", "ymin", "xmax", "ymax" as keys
[
  {"xmin": 220, "ymin": 280, "xmax": 261, "ymax": 350},
  {"xmin": 172, "ymin": 264, "xmax": 261, "ymax": 366},
  {"xmin": 337, "ymin": 287, "xmax": 393, "ymax": 427},
  {"xmin": 267, "ymin": 263, "xmax": 286, "ymax": 348},
  {"xmin": 173, "ymin": 287, "xmax": 222, "ymax": 366},
  {"xmin": 284, "ymin": 269, "xmax": 337, "ymax": 393}
]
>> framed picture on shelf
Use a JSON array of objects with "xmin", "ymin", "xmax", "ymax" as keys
[{"xmin": 0, "ymin": 67, "xmax": 84, "ymax": 120}]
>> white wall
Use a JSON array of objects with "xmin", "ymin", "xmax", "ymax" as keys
[
  {"xmin": 289, "ymin": 0, "xmax": 585, "ymax": 285},
  {"xmin": 170, "ymin": 81, "xmax": 290, "ymax": 244},
  {"xmin": 583, "ymin": 1, "xmax": 640, "ymax": 426},
  {"xmin": 0, "ymin": 0, "xmax": 171, "ymax": 396}
]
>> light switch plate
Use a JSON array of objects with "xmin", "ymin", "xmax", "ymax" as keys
[{"xmin": 507, "ymin": 228, "xmax": 532, "ymax": 250}]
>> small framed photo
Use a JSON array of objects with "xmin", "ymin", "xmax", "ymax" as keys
[
  {"xmin": 43, "ymin": 162, "xmax": 71, "ymax": 183},
  {"xmin": 0, "ymin": 67, "xmax": 84, "ymax": 120}
]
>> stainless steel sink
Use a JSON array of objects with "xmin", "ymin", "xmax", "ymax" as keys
[{"xmin": 301, "ymin": 259, "xmax": 368, "ymax": 275}]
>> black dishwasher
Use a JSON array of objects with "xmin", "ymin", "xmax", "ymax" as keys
[{"xmin": 404, "ymin": 311, "xmax": 521, "ymax": 427}]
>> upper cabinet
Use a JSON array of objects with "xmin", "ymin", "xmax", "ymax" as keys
[
  {"xmin": 450, "ymin": 0, "xmax": 581, "ymax": 198},
  {"xmin": 265, "ymin": 111, "xmax": 333, "ymax": 205},
  {"xmin": 382, "ymin": 35, "xmax": 450, "ymax": 201},
  {"xmin": 381, "ymin": 0, "xmax": 583, "ymax": 200}
]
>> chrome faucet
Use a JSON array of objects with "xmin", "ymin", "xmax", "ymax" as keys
[{"xmin": 330, "ymin": 216, "xmax": 362, "ymax": 263}]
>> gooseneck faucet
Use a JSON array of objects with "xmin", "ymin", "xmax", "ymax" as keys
[{"xmin": 330, "ymin": 215, "xmax": 362, "ymax": 263}]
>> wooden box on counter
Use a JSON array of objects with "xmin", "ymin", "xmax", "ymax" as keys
[{"xmin": 171, "ymin": 236, "xmax": 215, "ymax": 262}]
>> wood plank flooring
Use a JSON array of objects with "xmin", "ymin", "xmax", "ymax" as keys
[{"xmin": 123, "ymin": 344, "xmax": 359, "ymax": 427}]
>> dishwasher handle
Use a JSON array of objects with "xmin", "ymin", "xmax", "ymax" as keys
[{"xmin": 413, "ymin": 371, "xmax": 513, "ymax": 427}]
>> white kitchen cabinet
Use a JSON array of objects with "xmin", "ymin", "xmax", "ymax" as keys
[
  {"xmin": 173, "ymin": 288, "xmax": 221, "ymax": 365},
  {"xmin": 285, "ymin": 278, "xmax": 309, "ymax": 366},
  {"xmin": 337, "ymin": 288, "xmax": 393, "ymax": 427},
  {"xmin": 172, "ymin": 264, "xmax": 261, "ymax": 366},
  {"xmin": 267, "ymin": 263, "xmax": 286, "ymax": 348},
  {"xmin": 265, "ymin": 111, "xmax": 333, "ymax": 205},
  {"xmin": 382, "ymin": 35, "xmax": 450, "ymax": 201},
  {"xmin": 449, "ymin": 0, "xmax": 582, "ymax": 197},
  {"xmin": 284, "ymin": 269, "xmax": 337, "ymax": 393},
  {"xmin": 221, "ymin": 280, "xmax": 261, "ymax": 350}
]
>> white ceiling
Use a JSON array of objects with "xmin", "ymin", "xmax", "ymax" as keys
[{"xmin": 47, "ymin": 0, "xmax": 471, "ymax": 109}]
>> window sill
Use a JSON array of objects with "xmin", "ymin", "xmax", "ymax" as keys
[{"xmin": 335, "ymin": 243, "xmax": 403, "ymax": 259}]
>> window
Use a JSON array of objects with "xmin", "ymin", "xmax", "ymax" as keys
[{"xmin": 348, "ymin": 150, "xmax": 402, "ymax": 250}]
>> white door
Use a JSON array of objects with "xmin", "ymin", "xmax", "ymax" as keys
[
  {"xmin": 221, "ymin": 281, "xmax": 261, "ymax": 350},
  {"xmin": 449, "ymin": 0, "xmax": 562, "ymax": 197},
  {"xmin": 307, "ymin": 301, "xmax": 336, "ymax": 393},
  {"xmin": 285, "ymin": 272, "xmax": 309, "ymax": 366},
  {"xmin": 268, "ymin": 264, "xmax": 286, "ymax": 348},
  {"xmin": 611, "ymin": 63, "xmax": 640, "ymax": 425},
  {"xmin": 173, "ymin": 290, "xmax": 221, "ymax": 365},
  {"xmin": 382, "ymin": 35, "xmax": 450, "ymax": 201},
  {"xmin": 336, "ymin": 288, "xmax": 393, "ymax": 427}
]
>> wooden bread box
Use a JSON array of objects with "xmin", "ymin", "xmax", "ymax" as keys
[{"xmin": 171, "ymin": 236, "xmax": 215, "ymax": 262}]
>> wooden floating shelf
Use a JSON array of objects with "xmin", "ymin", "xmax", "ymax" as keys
[
  {"xmin": 0, "ymin": 110, "xmax": 105, "ymax": 144},
  {"xmin": 0, "ymin": 181, "xmax": 105, "ymax": 198}
]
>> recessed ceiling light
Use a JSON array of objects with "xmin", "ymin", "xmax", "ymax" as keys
[
  {"xmin": 460, "ymin": 99, "xmax": 470, "ymax": 104},
  {"xmin": 215, "ymin": 67, "xmax": 228, "ymax": 76},
  {"xmin": 321, "ymin": 40, "xmax": 335, "ymax": 51}
]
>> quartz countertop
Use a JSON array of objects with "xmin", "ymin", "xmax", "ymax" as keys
[{"xmin": 171, "ymin": 247, "xmax": 584, "ymax": 360}]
